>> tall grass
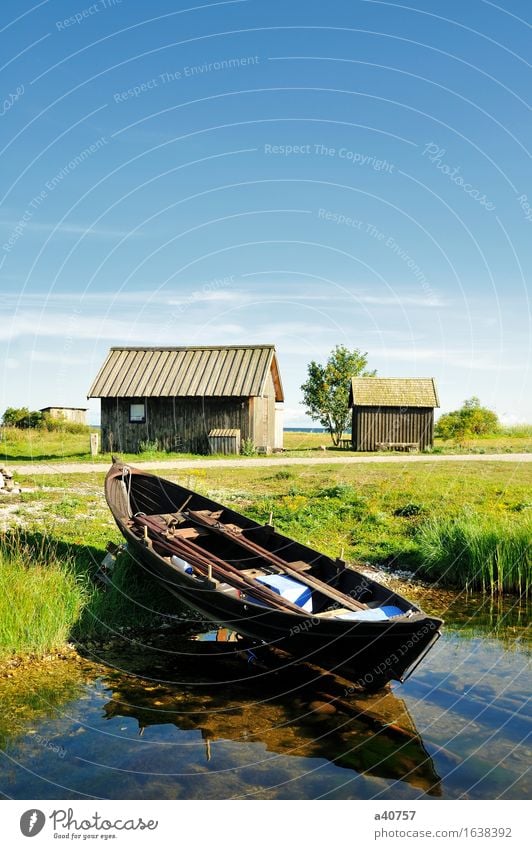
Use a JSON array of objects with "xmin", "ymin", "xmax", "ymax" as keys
[
  {"xmin": 500, "ymin": 424, "xmax": 532, "ymax": 438},
  {"xmin": 0, "ymin": 529, "xmax": 191, "ymax": 657},
  {"xmin": 415, "ymin": 512, "xmax": 531, "ymax": 595},
  {"xmin": 0, "ymin": 532, "xmax": 88, "ymax": 658}
]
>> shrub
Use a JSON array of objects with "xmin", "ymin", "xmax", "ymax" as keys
[
  {"xmin": 435, "ymin": 397, "xmax": 500, "ymax": 440},
  {"xmin": 394, "ymin": 502, "xmax": 425, "ymax": 518},
  {"xmin": 317, "ymin": 484, "xmax": 356, "ymax": 500},
  {"xmin": 240, "ymin": 438, "xmax": 256, "ymax": 456},
  {"xmin": 137, "ymin": 438, "xmax": 160, "ymax": 453},
  {"xmin": 38, "ymin": 414, "xmax": 89, "ymax": 434},
  {"xmin": 2, "ymin": 407, "xmax": 42, "ymax": 429}
]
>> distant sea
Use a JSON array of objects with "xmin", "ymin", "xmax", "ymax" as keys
[{"xmin": 284, "ymin": 427, "xmax": 326, "ymax": 432}]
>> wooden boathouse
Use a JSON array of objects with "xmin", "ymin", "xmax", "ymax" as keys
[
  {"xmin": 88, "ymin": 345, "xmax": 284, "ymax": 455},
  {"xmin": 349, "ymin": 377, "xmax": 439, "ymax": 451}
]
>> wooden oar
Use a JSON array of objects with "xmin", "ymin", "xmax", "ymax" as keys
[{"xmin": 185, "ymin": 509, "xmax": 368, "ymax": 612}]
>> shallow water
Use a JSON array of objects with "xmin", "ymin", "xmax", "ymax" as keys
[{"xmin": 0, "ymin": 592, "xmax": 529, "ymax": 800}]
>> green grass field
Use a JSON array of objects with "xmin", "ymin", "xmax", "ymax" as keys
[
  {"xmin": 0, "ymin": 427, "xmax": 93, "ymax": 462},
  {"xmin": 283, "ymin": 429, "xmax": 532, "ymax": 454},
  {"xmin": 2, "ymin": 426, "xmax": 531, "ymax": 467}
]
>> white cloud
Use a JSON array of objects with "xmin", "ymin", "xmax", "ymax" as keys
[
  {"xmin": 29, "ymin": 350, "xmax": 89, "ymax": 365},
  {"xmin": 1, "ymin": 220, "xmax": 135, "ymax": 238},
  {"xmin": 282, "ymin": 406, "xmax": 311, "ymax": 423},
  {"xmin": 372, "ymin": 347, "xmax": 522, "ymax": 371},
  {"xmin": 0, "ymin": 313, "xmax": 136, "ymax": 342},
  {"xmin": 353, "ymin": 294, "xmax": 446, "ymax": 307},
  {"xmin": 3, "ymin": 285, "xmax": 447, "ymax": 314}
]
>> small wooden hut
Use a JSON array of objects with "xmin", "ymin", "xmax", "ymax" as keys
[
  {"xmin": 39, "ymin": 406, "xmax": 87, "ymax": 425},
  {"xmin": 88, "ymin": 345, "xmax": 284, "ymax": 455},
  {"xmin": 349, "ymin": 378, "xmax": 439, "ymax": 451}
]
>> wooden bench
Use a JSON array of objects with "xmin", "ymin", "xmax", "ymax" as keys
[
  {"xmin": 315, "ymin": 607, "xmax": 353, "ymax": 619},
  {"xmin": 376, "ymin": 442, "xmax": 419, "ymax": 452},
  {"xmin": 340, "ymin": 438, "xmax": 352, "ymax": 449}
]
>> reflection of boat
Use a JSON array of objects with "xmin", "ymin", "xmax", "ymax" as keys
[
  {"xmin": 105, "ymin": 462, "xmax": 443, "ymax": 690},
  {"xmin": 102, "ymin": 631, "xmax": 442, "ymax": 796}
]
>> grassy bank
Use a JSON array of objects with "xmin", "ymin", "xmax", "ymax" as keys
[
  {"xmin": 0, "ymin": 532, "xmax": 87, "ymax": 658},
  {"xmin": 0, "ymin": 459, "xmax": 530, "ymax": 659},
  {"xmin": 0, "ymin": 528, "xmax": 191, "ymax": 661},
  {"xmin": 242, "ymin": 476, "xmax": 530, "ymax": 594}
]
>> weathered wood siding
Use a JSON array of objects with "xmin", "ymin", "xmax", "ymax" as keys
[
  {"xmin": 352, "ymin": 406, "xmax": 434, "ymax": 451},
  {"xmin": 208, "ymin": 430, "xmax": 241, "ymax": 455},
  {"xmin": 274, "ymin": 404, "xmax": 284, "ymax": 450},
  {"xmin": 250, "ymin": 372, "xmax": 277, "ymax": 451},
  {"xmin": 101, "ymin": 397, "xmax": 252, "ymax": 454},
  {"xmin": 43, "ymin": 407, "xmax": 87, "ymax": 425}
]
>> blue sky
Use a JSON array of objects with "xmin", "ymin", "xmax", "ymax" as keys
[{"xmin": 1, "ymin": 0, "xmax": 530, "ymax": 426}]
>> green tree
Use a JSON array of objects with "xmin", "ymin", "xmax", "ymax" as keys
[
  {"xmin": 2, "ymin": 407, "xmax": 42, "ymax": 429},
  {"xmin": 435, "ymin": 397, "xmax": 500, "ymax": 440},
  {"xmin": 301, "ymin": 346, "xmax": 376, "ymax": 445}
]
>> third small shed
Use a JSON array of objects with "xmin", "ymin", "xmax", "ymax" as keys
[{"xmin": 349, "ymin": 377, "xmax": 439, "ymax": 451}]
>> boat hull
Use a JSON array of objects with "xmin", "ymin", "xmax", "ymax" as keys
[{"xmin": 105, "ymin": 461, "xmax": 442, "ymax": 690}]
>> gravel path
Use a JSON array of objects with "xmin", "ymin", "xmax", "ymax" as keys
[{"xmin": 10, "ymin": 453, "xmax": 532, "ymax": 476}]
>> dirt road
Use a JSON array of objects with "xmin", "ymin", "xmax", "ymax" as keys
[{"xmin": 10, "ymin": 453, "xmax": 532, "ymax": 476}]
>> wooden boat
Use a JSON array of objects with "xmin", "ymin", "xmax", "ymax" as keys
[{"xmin": 105, "ymin": 461, "xmax": 443, "ymax": 690}]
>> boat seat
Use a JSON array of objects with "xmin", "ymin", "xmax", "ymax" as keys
[
  {"xmin": 197, "ymin": 509, "xmax": 223, "ymax": 519},
  {"xmin": 316, "ymin": 604, "xmax": 405, "ymax": 621},
  {"xmin": 171, "ymin": 526, "xmax": 207, "ymax": 540},
  {"xmin": 337, "ymin": 605, "xmax": 405, "ymax": 621},
  {"xmin": 240, "ymin": 568, "xmax": 268, "ymax": 579},
  {"xmin": 315, "ymin": 607, "xmax": 353, "ymax": 619},
  {"xmin": 287, "ymin": 560, "xmax": 313, "ymax": 572}
]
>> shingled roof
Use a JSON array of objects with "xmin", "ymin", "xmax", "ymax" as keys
[
  {"xmin": 88, "ymin": 346, "xmax": 284, "ymax": 401},
  {"xmin": 349, "ymin": 377, "xmax": 439, "ymax": 408}
]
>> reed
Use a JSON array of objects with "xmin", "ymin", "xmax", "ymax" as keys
[
  {"xmin": 0, "ymin": 531, "xmax": 88, "ymax": 658},
  {"xmin": 501, "ymin": 423, "xmax": 532, "ymax": 438},
  {"xmin": 415, "ymin": 512, "xmax": 531, "ymax": 595}
]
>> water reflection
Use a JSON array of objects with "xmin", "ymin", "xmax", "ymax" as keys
[
  {"xmin": 102, "ymin": 631, "xmax": 442, "ymax": 796},
  {"xmin": 0, "ymin": 591, "xmax": 529, "ymax": 800},
  {"xmin": 0, "ymin": 628, "xmax": 442, "ymax": 799}
]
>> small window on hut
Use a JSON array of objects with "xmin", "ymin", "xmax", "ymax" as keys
[{"xmin": 129, "ymin": 402, "xmax": 145, "ymax": 423}]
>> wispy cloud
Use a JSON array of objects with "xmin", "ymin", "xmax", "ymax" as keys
[
  {"xmin": 29, "ymin": 350, "xmax": 90, "ymax": 365},
  {"xmin": 2, "ymin": 285, "xmax": 447, "ymax": 311},
  {"xmin": 1, "ymin": 220, "xmax": 136, "ymax": 238},
  {"xmin": 372, "ymin": 346, "xmax": 521, "ymax": 371},
  {"xmin": 0, "ymin": 311, "xmax": 246, "ymax": 345},
  {"xmin": 352, "ymin": 294, "xmax": 446, "ymax": 307},
  {"xmin": 0, "ymin": 313, "xmax": 148, "ymax": 342}
]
